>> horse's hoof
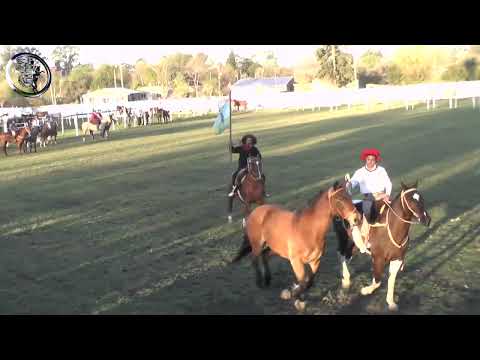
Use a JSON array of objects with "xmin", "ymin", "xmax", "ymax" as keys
[
  {"xmin": 280, "ymin": 289, "xmax": 292, "ymax": 300},
  {"xmin": 227, "ymin": 216, "xmax": 232, "ymax": 223},
  {"xmin": 388, "ymin": 302, "xmax": 399, "ymax": 312},
  {"xmin": 342, "ymin": 278, "xmax": 351, "ymax": 289},
  {"xmin": 294, "ymin": 299, "xmax": 306, "ymax": 312},
  {"xmin": 360, "ymin": 286, "xmax": 372, "ymax": 296}
]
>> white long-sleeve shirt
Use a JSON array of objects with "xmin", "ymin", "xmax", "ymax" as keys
[{"xmin": 349, "ymin": 165, "xmax": 392, "ymax": 196}]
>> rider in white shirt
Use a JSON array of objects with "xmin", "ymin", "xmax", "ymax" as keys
[{"xmin": 347, "ymin": 148, "xmax": 392, "ymax": 224}]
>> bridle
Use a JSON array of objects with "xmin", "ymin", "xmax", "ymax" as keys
[
  {"xmin": 328, "ymin": 187, "xmax": 358, "ymax": 223},
  {"xmin": 247, "ymin": 157, "xmax": 262, "ymax": 181},
  {"xmin": 371, "ymin": 188, "xmax": 423, "ymax": 248}
]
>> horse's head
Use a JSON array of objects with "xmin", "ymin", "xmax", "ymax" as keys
[
  {"xmin": 329, "ymin": 180, "xmax": 361, "ymax": 228},
  {"xmin": 399, "ymin": 181, "xmax": 431, "ymax": 227},
  {"xmin": 247, "ymin": 156, "xmax": 263, "ymax": 181}
]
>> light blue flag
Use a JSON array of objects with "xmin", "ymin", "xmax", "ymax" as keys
[{"xmin": 212, "ymin": 101, "xmax": 231, "ymax": 135}]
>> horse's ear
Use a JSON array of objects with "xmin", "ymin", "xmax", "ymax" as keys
[
  {"xmin": 400, "ymin": 181, "xmax": 407, "ymax": 190},
  {"xmin": 414, "ymin": 179, "xmax": 419, "ymax": 188},
  {"xmin": 333, "ymin": 180, "xmax": 340, "ymax": 190}
]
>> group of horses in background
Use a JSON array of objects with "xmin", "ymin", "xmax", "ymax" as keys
[
  {"xmin": 115, "ymin": 106, "xmax": 171, "ymax": 128},
  {"xmin": 0, "ymin": 114, "xmax": 58, "ymax": 156},
  {"xmin": 227, "ymin": 155, "xmax": 431, "ymax": 312}
]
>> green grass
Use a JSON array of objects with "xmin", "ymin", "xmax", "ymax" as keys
[{"xmin": 1, "ymin": 99, "xmax": 479, "ymax": 314}]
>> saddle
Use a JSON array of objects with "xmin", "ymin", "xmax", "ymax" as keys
[
  {"xmin": 357, "ymin": 200, "xmax": 387, "ymax": 247},
  {"xmin": 234, "ymin": 168, "xmax": 248, "ymax": 187}
]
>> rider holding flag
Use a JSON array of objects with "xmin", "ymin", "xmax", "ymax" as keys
[{"xmin": 228, "ymin": 134, "xmax": 269, "ymax": 198}]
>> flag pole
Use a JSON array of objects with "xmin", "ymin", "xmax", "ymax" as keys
[{"xmin": 229, "ymin": 90, "xmax": 232, "ymax": 164}]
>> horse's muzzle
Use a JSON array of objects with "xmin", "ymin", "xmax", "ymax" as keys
[
  {"xmin": 421, "ymin": 211, "xmax": 431, "ymax": 227},
  {"xmin": 346, "ymin": 210, "xmax": 361, "ymax": 228}
]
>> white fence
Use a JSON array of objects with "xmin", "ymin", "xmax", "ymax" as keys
[{"xmin": 2, "ymin": 80, "xmax": 480, "ymax": 137}]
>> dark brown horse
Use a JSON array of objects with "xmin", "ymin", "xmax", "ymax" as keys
[
  {"xmin": 232, "ymin": 99, "xmax": 247, "ymax": 112},
  {"xmin": 227, "ymin": 156, "xmax": 265, "ymax": 227},
  {"xmin": 333, "ymin": 181, "xmax": 431, "ymax": 311},
  {"xmin": 232, "ymin": 180, "xmax": 362, "ymax": 311}
]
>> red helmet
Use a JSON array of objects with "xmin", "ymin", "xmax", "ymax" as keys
[{"xmin": 360, "ymin": 148, "xmax": 381, "ymax": 161}]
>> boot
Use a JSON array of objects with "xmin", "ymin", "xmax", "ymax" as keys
[{"xmin": 228, "ymin": 185, "xmax": 237, "ymax": 197}]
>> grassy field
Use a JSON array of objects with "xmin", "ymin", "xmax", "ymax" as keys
[{"xmin": 1, "ymin": 100, "xmax": 479, "ymax": 315}]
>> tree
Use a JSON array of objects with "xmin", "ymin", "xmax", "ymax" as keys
[
  {"xmin": 293, "ymin": 56, "xmax": 321, "ymax": 84},
  {"xmin": 167, "ymin": 53, "xmax": 193, "ymax": 82},
  {"xmin": 253, "ymin": 51, "xmax": 279, "ymax": 78},
  {"xmin": 0, "ymin": 46, "xmax": 45, "ymax": 71},
  {"xmin": 59, "ymin": 64, "xmax": 95, "ymax": 103},
  {"xmin": 390, "ymin": 46, "xmax": 448, "ymax": 84},
  {"xmin": 385, "ymin": 63, "xmax": 403, "ymax": 85},
  {"xmin": 464, "ymin": 57, "xmax": 478, "ymax": 80},
  {"xmin": 172, "ymin": 73, "xmax": 190, "ymax": 97},
  {"xmin": 134, "ymin": 60, "xmax": 157, "ymax": 86},
  {"xmin": 201, "ymin": 78, "xmax": 218, "ymax": 97},
  {"xmin": 238, "ymin": 57, "xmax": 261, "ymax": 78},
  {"xmin": 0, "ymin": 80, "xmax": 30, "ymax": 107},
  {"xmin": 226, "ymin": 51, "xmax": 238, "ymax": 71},
  {"xmin": 315, "ymin": 45, "xmax": 354, "ymax": 87},
  {"xmin": 91, "ymin": 65, "xmax": 116, "ymax": 89},
  {"xmin": 185, "ymin": 53, "xmax": 209, "ymax": 97},
  {"xmin": 52, "ymin": 46, "xmax": 80, "ymax": 77},
  {"xmin": 441, "ymin": 63, "xmax": 468, "ymax": 82},
  {"xmin": 359, "ymin": 50, "xmax": 383, "ymax": 69}
]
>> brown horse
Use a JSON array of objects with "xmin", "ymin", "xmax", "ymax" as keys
[
  {"xmin": 82, "ymin": 116, "xmax": 112, "ymax": 142},
  {"xmin": 333, "ymin": 181, "xmax": 431, "ymax": 311},
  {"xmin": 232, "ymin": 180, "xmax": 362, "ymax": 311},
  {"xmin": 13, "ymin": 127, "xmax": 31, "ymax": 154},
  {"xmin": 232, "ymin": 99, "xmax": 247, "ymax": 112},
  {"xmin": 227, "ymin": 156, "xmax": 265, "ymax": 227},
  {"xmin": 0, "ymin": 133, "xmax": 16, "ymax": 156}
]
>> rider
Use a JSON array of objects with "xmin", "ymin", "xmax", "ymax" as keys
[
  {"xmin": 89, "ymin": 110, "xmax": 102, "ymax": 125},
  {"xmin": 228, "ymin": 134, "xmax": 269, "ymax": 198},
  {"xmin": 9, "ymin": 121, "xmax": 19, "ymax": 137},
  {"xmin": 347, "ymin": 148, "xmax": 392, "ymax": 224}
]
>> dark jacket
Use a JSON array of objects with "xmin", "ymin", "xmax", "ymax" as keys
[{"xmin": 231, "ymin": 145, "xmax": 262, "ymax": 169}]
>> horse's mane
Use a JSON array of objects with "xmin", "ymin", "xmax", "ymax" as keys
[{"xmin": 294, "ymin": 189, "xmax": 326, "ymax": 216}]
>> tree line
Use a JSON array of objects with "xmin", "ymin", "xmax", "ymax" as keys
[{"xmin": 1, "ymin": 45, "xmax": 479, "ymax": 107}]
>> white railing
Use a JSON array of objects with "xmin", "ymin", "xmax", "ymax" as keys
[{"xmin": 2, "ymin": 81, "xmax": 480, "ymax": 136}]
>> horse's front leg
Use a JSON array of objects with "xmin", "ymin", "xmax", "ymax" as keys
[
  {"xmin": 227, "ymin": 196, "xmax": 234, "ymax": 223},
  {"xmin": 361, "ymin": 257, "xmax": 385, "ymax": 296},
  {"xmin": 281, "ymin": 257, "xmax": 309, "ymax": 311},
  {"xmin": 338, "ymin": 253, "xmax": 352, "ymax": 289},
  {"xmin": 306, "ymin": 257, "xmax": 321, "ymax": 290},
  {"xmin": 386, "ymin": 259, "xmax": 403, "ymax": 311},
  {"xmin": 242, "ymin": 203, "xmax": 251, "ymax": 229}
]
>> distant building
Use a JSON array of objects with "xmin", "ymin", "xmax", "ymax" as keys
[
  {"xmin": 231, "ymin": 76, "xmax": 294, "ymax": 100},
  {"xmin": 136, "ymin": 86, "xmax": 165, "ymax": 99},
  {"xmin": 81, "ymin": 88, "xmax": 150, "ymax": 108}
]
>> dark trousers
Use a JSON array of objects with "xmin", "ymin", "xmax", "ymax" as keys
[{"xmin": 355, "ymin": 199, "xmax": 382, "ymax": 223}]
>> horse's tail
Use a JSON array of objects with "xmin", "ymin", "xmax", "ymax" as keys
[{"xmin": 231, "ymin": 233, "xmax": 252, "ymax": 263}]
